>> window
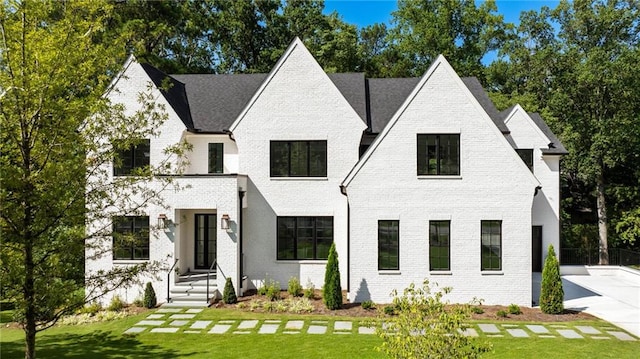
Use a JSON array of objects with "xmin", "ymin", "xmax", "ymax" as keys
[
  {"xmin": 277, "ymin": 217, "xmax": 333, "ymax": 260},
  {"xmin": 270, "ymin": 141, "xmax": 327, "ymax": 177},
  {"xmin": 417, "ymin": 134, "xmax": 460, "ymax": 175},
  {"xmin": 113, "ymin": 216, "xmax": 149, "ymax": 260},
  {"xmin": 208, "ymin": 143, "xmax": 224, "ymax": 174},
  {"xmin": 378, "ymin": 220, "xmax": 399, "ymax": 270},
  {"xmin": 113, "ymin": 139, "xmax": 150, "ymax": 176},
  {"xmin": 481, "ymin": 220, "xmax": 501, "ymax": 270},
  {"xmin": 516, "ymin": 149, "xmax": 534, "ymax": 172},
  {"xmin": 429, "ymin": 221, "xmax": 450, "ymax": 271}
]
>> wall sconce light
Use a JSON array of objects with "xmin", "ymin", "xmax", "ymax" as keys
[
  {"xmin": 158, "ymin": 213, "xmax": 168, "ymax": 229},
  {"xmin": 220, "ymin": 214, "xmax": 230, "ymax": 230}
]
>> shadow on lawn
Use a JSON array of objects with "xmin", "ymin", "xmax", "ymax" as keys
[{"xmin": 1, "ymin": 331, "xmax": 201, "ymax": 358}]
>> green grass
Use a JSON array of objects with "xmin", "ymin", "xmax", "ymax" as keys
[{"xmin": 1, "ymin": 309, "xmax": 638, "ymax": 359}]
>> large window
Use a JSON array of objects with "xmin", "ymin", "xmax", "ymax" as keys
[
  {"xmin": 516, "ymin": 149, "xmax": 534, "ymax": 172},
  {"xmin": 429, "ymin": 220, "xmax": 450, "ymax": 271},
  {"xmin": 208, "ymin": 143, "xmax": 224, "ymax": 174},
  {"xmin": 417, "ymin": 134, "xmax": 460, "ymax": 175},
  {"xmin": 113, "ymin": 216, "xmax": 149, "ymax": 260},
  {"xmin": 277, "ymin": 217, "xmax": 333, "ymax": 260},
  {"xmin": 378, "ymin": 220, "xmax": 399, "ymax": 270},
  {"xmin": 113, "ymin": 139, "xmax": 150, "ymax": 176},
  {"xmin": 481, "ymin": 220, "xmax": 501, "ymax": 271},
  {"xmin": 270, "ymin": 141, "xmax": 327, "ymax": 177}
]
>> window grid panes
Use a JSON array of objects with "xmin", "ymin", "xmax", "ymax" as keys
[
  {"xmin": 270, "ymin": 141, "xmax": 327, "ymax": 177},
  {"xmin": 378, "ymin": 220, "xmax": 399, "ymax": 270},
  {"xmin": 515, "ymin": 149, "xmax": 534, "ymax": 172},
  {"xmin": 208, "ymin": 143, "xmax": 224, "ymax": 174},
  {"xmin": 113, "ymin": 139, "xmax": 150, "ymax": 176},
  {"xmin": 429, "ymin": 220, "xmax": 450, "ymax": 271},
  {"xmin": 113, "ymin": 216, "xmax": 149, "ymax": 260},
  {"xmin": 481, "ymin": 220, "xmax": 502, "ymax": 271},
  {"xmin": 417, "ymin": 134, "xmax": 460, "ymax": 175},
  {"xmin": 277, "ymin": 217, "xmax": 333, "ymax": 260}
]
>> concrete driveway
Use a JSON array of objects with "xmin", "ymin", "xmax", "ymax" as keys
[{"xmin": 532, "ymin": 266, "xmax": 640, "ymax": 337}]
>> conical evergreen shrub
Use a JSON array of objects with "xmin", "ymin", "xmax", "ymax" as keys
[
  {"xmin": 222, "ymin": 277, "xmax": 238, "ymax": 304},
  {"xmin": 540, "ymin": 245, "xmax": 564, "ymax": 314},
  {"xmin": 143, "ymin": 282, "xmax": 157, "ymax": 309},
  {"xmin": 323, "ymin": 242, "xmax": 342, "ymax": 310}
]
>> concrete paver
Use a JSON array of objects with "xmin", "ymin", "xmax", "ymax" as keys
[
  {"xmin": 334, "ymin": 321, "xmax": 352, "ymax": 331},
  {"xmin": 557, "ymin": 329, "xmax": 583, "ymax": 339},
  {"xmin": 526, "ymin": 325, "xmax": 549, "ymax": 334},
  {"xmin": 190, "ymin": 321, "xmax": 212, "ymax": 329},
  {"xmin": 576, "ymin": 325, "xmax": 601, "ymax": 335},
  {"xmin": 285, "ymin": 320, "xmax": 304, "ymax": 330},
  {"xmin": 208, "ymin": 324, "xmax": 231, "ymax": 334},
  {"xmin": 170, "ymin": 320, "xmax": 189, "ymax": 326},
  {"xmin": 459, "ymin": 328, "xmax": 478, "ymax": 337},
  {"xmin": 238, "ymin": 320, "xmax": 258, "ymax": 329},
  {"xmin": 358, "ymin": 326, "xmax": 375, "ymax": 334},
  {"xmin": 507, "ymin": 329, "xmax": 529, "ymax": 338},
  {"xmin": 308, "ymin": 325, "xmax": 327, "ymax": 334},
  {"xmin": 156, "ymin": 308, "xmax": 182, "ymax": 313},
  {"xmin": 150, "ymin": 328, "xmax": 179, "ymax": 333},
  {"xmin": 478, "ymin": 324, "xmax": 500, "ymax": 333},
  {"xmin": 136, "ymin": 320, "xmax": 165, "ymax": 326},
  {"xmin": 607, "ymin": 331, "xmax": 636, "ymax": 341},
  {"xmin": 146, "ymin": 314, "xmax": 164, "ymax": 319},
  {"xmin": 169, "ymin": 314, "xmax": 195, "ymax": 319},
  {"xmin": 124, "ymin": 327, "xmax": 146, "ymax": 334}
]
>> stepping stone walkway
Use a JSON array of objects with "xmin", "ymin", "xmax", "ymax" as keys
[{"xmin": 122, "ymin": 308, "xmax": 638, "ymax": 341}]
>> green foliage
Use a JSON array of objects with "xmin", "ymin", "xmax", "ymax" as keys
[
  {"xmin": 361, "ymin": 300, "xmax": 375, "ymax": 310},
  {"xmin": 507, "ymin": 304, "xmax": 521, "ymax": 315},
  {"xmin": 107, "ymin": 296, "xmax": 126, "ymax": 312},
  {"xmin": 287, "ymin": 277, "xmax": 302, "ymax": 297},
  {"xmin": 144, "ymin": 283, "xmax": 157, "ymax": 309},
  {"xmin": 376, "ymin": 280, "xmax": 491, "ymax": 358},
  {"xmin": 383, "ymin": 305, "xmax": 396, "ymax": 316},
  {"xmin": 304, "ymin": 280, "xmax": 315, "ymax": 299},
  {"xmin": 222, "ymin": 278, "xmax": 238, "ymax": 304},
  {"xmin": 540, "ymin": 245, "xmax": 564, "ymax": 314},
  {"xmin": 471, "ymin": 306, "xmax": 484, "ymax": 314},
  {"xmin": 496, "ymin": 310, "xmax": 508, "ymax": 318},
  {"xmin": 77, "ymin": 302, "xmax": 102, "ymax": 316},
  {"xmin": 258, "ymin": 277, "xmax": 280, "ymax": 301},
  {"xmin": 323, "ymin": 243, "xmax": 342, "ymax": 310}
]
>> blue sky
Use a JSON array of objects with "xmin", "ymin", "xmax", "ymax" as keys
[{"xmin": 324, "ymin": 0, "xmax": 560, "ymax": 28}]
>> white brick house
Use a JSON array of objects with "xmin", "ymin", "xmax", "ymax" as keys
[{"xmin": 86, "ymin": 38, "xmax": 566, "ymax": 307}]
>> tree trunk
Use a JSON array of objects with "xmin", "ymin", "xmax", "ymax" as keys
[{"xmin": 596, "ymin": 170, "xmax": 609, "ymax": 265}]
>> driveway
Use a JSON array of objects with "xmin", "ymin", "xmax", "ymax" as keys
[{"xmin": 532, "ymin": 266, "xmax": 640, "ymax": 337}]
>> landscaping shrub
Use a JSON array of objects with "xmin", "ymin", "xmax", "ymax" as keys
[
  {"xmin": 266, "ymin": 281, "xmax": 280, "ymax": 301},
  {"xmin": 383, "ymin": 305, "xmax": 396, "ymax": 316},
  {"xmin": 222, "ymin": 277, "xmax": 238, "ymax": 304},
  {"xmin": 132, "ymin": 296, "xmax": 144, "ymax": 308},
  {"xmin": 361, "ymin": 300, "xmax": 375, "ymax": 310},
  {"xmin": 540, "ymin": 244, "xmax": 564, "ymax": 314},
  {"xmin": 78, "ymin": 302, "xmax": 102, "ymax": 315},
  {"xmin": 107, "ymin": 295, "xmax": 125, "ymax": 312},
  {"xmin": 508, "ymin": 304, "xmax": 522, "ymax": 315},
  {"xmin": 323, "ymin": 242, "xmax": 342, "ymax": 310},
  {"xmin": 496, "ymin": 310, "xmax": 508, "ymax": 318},
  {"xmin": 287, "ymin": 276, "xmax": 303, "ymax": 297},
  {"xmin": 471, "ymin": 306, "xmax": 484, "ymax": 314},
  {"xmin": 143, "ymin": 282, "xmax": 157, "ymax": 309},
  {"xmin": 304, "ymin": 280, "xmax": 315, "ymax": 299}
]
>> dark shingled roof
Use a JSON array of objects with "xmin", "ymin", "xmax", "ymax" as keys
[
  {"xmin": 460, "ymin": 77, "xmax": 510, "ymax": 134},
  {"xmin": 327, "ymin": 73, "xmax": 367, "ymax": 124},
  {"xmin": 140, "ymin": 63, "xmax": 194, "ymax": 129},
  {"xmin": 172, "ymin": 73, "xmax": 267, "ymax": 132},
  {"xmin": 528, "ymin": 112, "xmax": 569, "ymax": 155}
]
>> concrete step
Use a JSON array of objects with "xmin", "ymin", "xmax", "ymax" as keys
[
  {"xmin": 170, "ymin": 285, "xmax": 217, "ymax": 294},
  {"xmin": 161, "ymin": 301, "xmax": 210, "ymax": 308}
]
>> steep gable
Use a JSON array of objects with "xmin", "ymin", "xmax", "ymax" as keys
[{"xmin": 502, "ymin": 106, "xmax": 568, "ymax": 155}]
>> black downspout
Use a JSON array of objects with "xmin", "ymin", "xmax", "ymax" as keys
[{"xmin": 239, "ymin": 191, "xmax": 246, "ymax": 290}]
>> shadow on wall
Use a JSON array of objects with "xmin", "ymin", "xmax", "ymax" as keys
[{"xmin": 353, "ymin": 278, "xmax": 371, "ymax": 303}]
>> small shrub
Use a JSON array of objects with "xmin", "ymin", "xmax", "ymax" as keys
[
  {"xmin": 107, "ymin": 295, "xmax": 126, "ymax": 312},
  {"xmin": 508, "ymin": 304, "xmax": 522, "ymax": 315},
  {"xmin": 275, "ymin": 301, "xmax": 288, "ymax": 312},
  {"xmin": 262, "ymin": 301, "xmax": 275, "ymax": 312},
  {"xmin": 383, "ymin": 305, "xmax": 396, "ymax": 316},
  {"xmin": 144, "ymin": 282, "xmax": 157, "ymax": 309},
  {"xmin": 132, "ymin": 296, "xmax": 144, "ymax": 308},
  {"xmin": 540, "ymin": 244, "xmax": 564, "ymax": 314},
  {"xmin": 249, "ymin": 300, "xmax": 262, "ymax": 311},
  {"xmin": 222, "ymin": 277, "xmax": 238, "ymax": 304},
  {"xmin": 287, "ymin": 276, "xmax": 303, "ymax": 297},
  {"xmin": 496, "ymin": 310, "xmax": 508, "ymax": 318},
  {"xmin": 471, "ymin": 306, "xmax": 484, "ymax": 314},
  {"xmin": 304, "ymin": 280, "xmax": 315, "ymax": 299},
  {"xmin": 287, "ymin": 297, "xmax": 314, "ymax": 313},
  {"xmin": 257, "ymin": 282, "xmax": 268, "ymax": 296},
  {"xmin": 78, "ymin": 302, "xmax": 102, "ymax": 315},
  {"xmin": 236, "ymin": 302, "xmax": 247, "ymax": 309},
  {"xmin": 361, "ymin": 300, "xmax": 375, "ymax": 310},
  {"xmin": 323, "ymin": 242, "xmax": 342, "ymax": 310},
  {"xmin": 266, "ymin": 281, "xmax": 280, "ymax": 301}
]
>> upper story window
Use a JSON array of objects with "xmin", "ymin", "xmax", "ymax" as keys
[
  {"xmin": 417, "ymin": 134, "xmax": 460, "ymax": 175},
  {"xmin": 208, "ymin": 143, "xmax": 224, "ymax": 174},
  {"xmin": 277, "ymin": 216, "xmax": 333, "ymax": 260},
  {"xmin": 516, "ymin": 149, "xmax": 534, "ymax": 172},
  {"xmin": 270, "ymin": 140, "xmax": 327, "ymax": 177},
  {"xmin": 113, "ymin": 139, "xmax": 150, "ymax": 176},
  {"xmin": 113, "ymin": 216, "xmax": 149, "ymax": 260}
]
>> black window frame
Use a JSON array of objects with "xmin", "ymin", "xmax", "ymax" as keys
[
  {"xmin": 113, "ymin": 139, "xmax": 151, "ymax": 176},
  {"xmin": 515, "ymin": 149, "xmax": 534, "ymax": 172},
  {"xmin": 378, "ymin": 220, "xmax": 399, "ymax": 270},
  {"xmin": 429, "ymin": 220, "xmax": 450, "ymax": 271},
  {"xmin": 208, "ymin": 143, "xmax": 224, "ymax": 174},
  {"xmin": 277, "ymin": 216, "xmax": 333, "ymax": 260},
  {"xmin": 481, "ymin": 220, "xmax": 502, "ymax": 271},
  {"xmin": 112, "ymin": 216, "xmax": 150, "ymax": 260},
  {"xmin": 417, "ymin": 134, "xmax": 460, "ymax": 175},
  {"xmin": 270, "ymin": 140, "xmax": 327, "ymax": 177}
]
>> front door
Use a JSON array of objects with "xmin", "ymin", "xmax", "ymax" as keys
[
  {"xmin": 195, "ymin": 214, "xmax": 216, "ymax": 270},
  {"xmin": 532, "ymin": 226, "xmax": 543, "ymax": 272}
]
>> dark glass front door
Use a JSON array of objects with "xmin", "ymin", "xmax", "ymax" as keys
[{"xmin": 195, "ymin": 214, "xmax": 216, "ymax": 270}]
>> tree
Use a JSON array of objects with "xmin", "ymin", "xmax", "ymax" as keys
[
  {"xmin": 323, "ymin": 242, "xmax": 342, "ymax": 310},
  {"xmin": 1, "ymin": 1, "xmax": 187, "ymax": 358},
  {"xmin": 385, "ymin": 0, "xmax": 509, "ymax": 78},
  {"xmin": 376, "ymin": 280, "xmax": 491, "ymax": 359},
  {"xmin": 144, "ymin": 282, "xmax": 157, "ymax": 309},
  {"xmin": 222, "ymin": 277, "xmax": 238, "ymax": 304},
  {"xmin": 540, "ymin": 245, "xmax": 564, "ymax": 314}
]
